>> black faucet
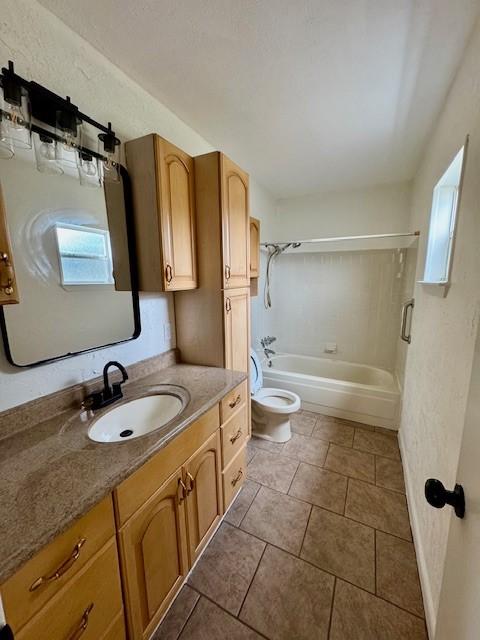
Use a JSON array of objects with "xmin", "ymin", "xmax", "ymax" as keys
[{"xmin": 84, "ymin": 361, "xmax": 129, "ymax": 410}]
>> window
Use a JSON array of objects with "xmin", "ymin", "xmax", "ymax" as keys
[
  {"xmin": 422, "ymin": 144, "xmax": 466, "ymax": 285},
  {"xmin": 55, "ymin": 223, "xmax": 114, "ymax": 285}
]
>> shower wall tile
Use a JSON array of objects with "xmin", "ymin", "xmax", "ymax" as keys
[{"xmin": 252, "ymin": 249, "xmax": 408, "ymax": 371}]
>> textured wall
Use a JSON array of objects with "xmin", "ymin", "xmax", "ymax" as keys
[
  {"xmin": 0, "ymin": 0, "xmax": 275, "ymax": 411},
  {"xmin": 399, "ymin": 18, "xmax": 480, "ymax": 636}
]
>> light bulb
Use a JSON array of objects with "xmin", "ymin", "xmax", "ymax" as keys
[
  {"xmin": 39, "ymin": 140, "xmax": 55, "ymax": 160},
  {"xmin": 7, "ymin": 103, "xmax": 28, "ymax": 132},
  {"xmin": 83, "ymin": 159, "xmax": 97, "ymax": 176}
]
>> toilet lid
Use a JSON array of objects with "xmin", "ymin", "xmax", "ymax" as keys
[{"xmin": 250, "ymin": 349, "xmax": 263, "ymax": 395}]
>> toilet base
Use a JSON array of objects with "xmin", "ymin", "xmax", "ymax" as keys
[{"xmin": 251, "ymin": 406, "xmax": 293, "ymax": 443}]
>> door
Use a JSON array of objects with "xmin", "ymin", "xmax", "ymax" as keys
[
  {"xmin": 183, "ymin": 430, "xmax": 223, "ymax": 564},
  {"xmin": 435, "ymin": 324, "xmax": 480, "ymax": 639},
  {"xmin": 157, "ymin": 137, "xmax": 197, "ymax": 291},
  {"xmin": 0, "ymin": 182, "xmax": 19, "ymax": 304},
  {"xmin": 224, "ymin": 287, "xmax": 250, "ymax": 373},
  {"xmin": 118, "ymin": 469, "xmax": 189, "ymax": 640},
  {"xmin": 250, "ymin": 217, "xmax": 260, "ymax": 278},
  {"xmin": 221, "ymin": 154, "xmax": 249, "ymax": 289}
]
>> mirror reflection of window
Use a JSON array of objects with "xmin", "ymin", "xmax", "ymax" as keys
[{"xmin": 55, "ymin": 223, "xmax": 114, "ymax": 286}]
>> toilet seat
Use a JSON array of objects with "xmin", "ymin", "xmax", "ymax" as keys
[{"xmin": 252, "ymin": 387, "xmax": 301, "ymax": 414}]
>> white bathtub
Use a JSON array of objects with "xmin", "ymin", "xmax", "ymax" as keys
[{"xmin": 262, "ymin": 353, "xmax": 400, "ymax": 429}]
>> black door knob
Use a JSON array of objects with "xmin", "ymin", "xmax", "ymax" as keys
[{"xmin": 425, "ymin": 478, "xmax": 465, "ymax": 519}]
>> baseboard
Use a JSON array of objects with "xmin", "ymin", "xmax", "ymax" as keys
[{"xmin": 398, "ymin": 429, "xmax": 435, "ymax": 639}]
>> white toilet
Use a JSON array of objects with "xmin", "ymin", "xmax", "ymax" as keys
[{"xmin": 250, "ymin": 349, "xmax": 301, "ymax": 443}]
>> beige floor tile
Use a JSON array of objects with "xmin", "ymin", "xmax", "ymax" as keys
[
  {"xmin": 188, "ymin": 522, "xmax": 265, "ymax": 615},
  {"xmin": 240, "ymin": 545, "xmax": 334, "ymax": 640},
  {"xmin": 330, "ymin": 580, "xmax": 427, "ymax": 640},
  {"xmin": 291, "ymin": 411, "xmax": 316, "ymax": 436},
  {"xmin": 353, "ymin": 429, "xmax": 400, "ymax": 459},
  {"xmin": 241, "ymin": 485, "xmax": 311, "ymax": 554},
  {"xmin": 246, "ymin": 441, "xmax": 256, "ymax": 464},
  {"xmin": 250, "ymin": 436, "xmax": 285, "ymax": 454},
  {"xmin": 375, "ymin": 426, "xmax": 398, "ymax": 437},
  {"xmin": 179, "ymin": 597, "xmax": 262, "ymax": 640},
  {"xmin": 345, "ymin": 480, "xmax": 412, "ymax": 540},
  {"xmin": 375, "ymin": 455, "xmax": 405, "ymax": 493},
  {"xmin": 153, "ymin": 585, "xmax": 200, "ymax": 640},
  {"xmin": 312, "ymin": 419, "xmax": 354, "ymax": 447},
  {"xmin": 282, "ymin": 433, "xmax": 329, "ymax": 467},
  {"xmin": 376, "ymin": 531, "xmax": 424, "ymax": 617},
  {"xmin": 324, "ymin": 444, "xmax": 375, "ymax": 482},
  {"xmin": 246, "ymin": 449, "xmax": 299, "ymax": 493},
  {"xmin": 288, "ymin": 462, "xmax": 347, "ymax": 513},
  {"xmin": 225, "ymin": 479, "xmax": 261, "ymax": 526},
  {"xmin": 301, "ymin": 507, "xmax": 375, "ymax": 592},
  {"xmin": 339, "ymin": 418, "xmax": 375, "ymax": 431}
]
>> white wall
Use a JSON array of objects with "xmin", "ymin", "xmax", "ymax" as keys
[
  {"xmin": 274, "ymin": 181, "xmax": 412, "ymax": 241},
  {"xmin": 0, "ymin": 0, "xmax": 275, "ymax": 411},
  {"xmin": 399, "ymin": 18, "xmax": 480, "ymax": 637}
]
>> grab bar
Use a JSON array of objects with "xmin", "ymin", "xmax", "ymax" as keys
[{"xmin": 401, "ymin": 298, "xmax": 415, "ymax": 344}]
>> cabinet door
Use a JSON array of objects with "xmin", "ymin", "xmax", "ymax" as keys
[
  {"xmin": 184, "ymin": 431, "xmax": 223, "ymax": 564},
  {"xmin": 0, "ymin": 182, "xmax": 19, "ymax": 304},
  {"xmin": 224, "ymin": 287, "xmax": 250, "ymax": 373},
  {"xmin": 221, "ymin": 155, "xmax": 249, "ymax": 288},
  {"xmin": 250, "ymin": 217, "xmax": 260, "ymax": 278},
  {"xmin": 118, "ymin": 469, "xmax": 189, "ymax": 640},
  {"xmin": 156, "ymin": 137, "xmax": 197, "ymax": 291}
]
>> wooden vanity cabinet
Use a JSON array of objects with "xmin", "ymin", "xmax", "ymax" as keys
[
  {"xmin": 125, "ymin": 134, "xmax": 197, "ymax": 291},
  {"xmin": 175, "ymin": 152, "xmax": 251, "ymax": 375},
  {"xmin": 249, "ymin": 217, "xmax": 260, "ymax": 279}
]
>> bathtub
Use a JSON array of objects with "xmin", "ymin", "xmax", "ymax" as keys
[{"xmin": 262, "ymin": 353, "xmax": 400, "ymax": 429}]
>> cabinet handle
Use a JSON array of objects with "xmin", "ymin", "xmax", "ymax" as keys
[
  {"xmin": 29, "ymin": 538, "xmax": 87, "ymax": 592},
  {"xmin": 400, "ymin": 298, "xmax": 414, "ymax": 343},
  {"xmin": 165, "ymin": 264, "xmax": 173, "ymax": 284},
  {"xmin": 230, "ymin": 429, "xmax": 243, "ymax": 445},
  {"xmin": 67, "ymin": 603, "xmax": 94, "ymax": 640},
  {"xmin": 186, "ymin": 471, "xmax": 195, "ymax": 494},
  {"xmin": 178, "ymin": 478, "xmax": 187, "ymax": 503},
  {"xmin": 0, "ymin": 252, "xmax": 15, "ymax": 296},
  {"xmin": 225, "ymin": 297, "xmax": 232, "ymax": 313},
  {"xmin": 231, "ymin": 469, "xmax": 243, "ymax": 487},
  {"xmin": 225, "ymin": 264, "xmax": 231, "ymax": 281},
  {"xmin": 229, "ymin": 394, "xmax": 241, "ymax": 409}
]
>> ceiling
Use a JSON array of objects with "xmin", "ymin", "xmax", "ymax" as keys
[{"xmin": 39, "ymin": 0, "xmax": 480, "ymax": 198}]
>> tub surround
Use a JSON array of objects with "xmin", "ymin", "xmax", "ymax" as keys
[{"xmin": 0, "ymin": 359, "xmax": 246, "ymax": 585}]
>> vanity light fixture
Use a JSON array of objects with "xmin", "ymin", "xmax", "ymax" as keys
[{"xmin": 0, "ymin": 60, "xmax": 122, "ymax": 189}]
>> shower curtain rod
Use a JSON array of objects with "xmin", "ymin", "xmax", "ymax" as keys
[{"xmin": 261, "ymin": 231, "xmax": 420, "ymax": 246}]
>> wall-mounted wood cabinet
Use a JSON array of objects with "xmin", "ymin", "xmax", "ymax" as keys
[
  {"xmin": 175, "ymin": 152, "xmax": 250, "ymax": 373},
  {"xmin": 249, "ymin": 217, "xmax": 260, "ymax": 279},
  {"xmin": 126, "ymin": 134, "xmax": 197, "ymax": 291}
]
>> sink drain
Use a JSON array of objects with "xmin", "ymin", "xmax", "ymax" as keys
[{"xmin": 120, "ymin": 429, "xmax": 134, "ymax": 438}]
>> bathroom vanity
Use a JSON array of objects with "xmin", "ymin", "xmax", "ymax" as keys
[{"xmin": 0, "ymin": 361, "xmax": 248, "ymax": 640}]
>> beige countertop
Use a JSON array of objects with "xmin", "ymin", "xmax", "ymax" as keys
[{"xmin": 0, "ymin": 363, "xmax": 246, "ymax": 584}]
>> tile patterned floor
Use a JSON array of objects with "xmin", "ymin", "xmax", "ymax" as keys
[{"xmin": 153, "ymin": 411, "xmax": 427, "ymax": 640}]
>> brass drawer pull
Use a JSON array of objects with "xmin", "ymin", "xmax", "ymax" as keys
[
  {"xmin": 230, "ymin": 429, "xmax": 243, "ymax": 445},
  {"xmin": 225, "ymin": 297, "xmax": 232, "ymax": 313},
  {"xmin": 68, "ymin": 603, "xmax": 94, "ymax": 640},
  {"xmin": 165, "ymin": 264, "xmax": 173, "ymax": 283},
  {"xmin": 0, "ymin": 252, "xmax": 15, "ymax": 296},
  {"xmin": 229, "ymin": 394, "xmax": 241, "ymax": 409},
  {"xmin": 29, "ymin": 538, "xmax": 87, "ymax": 592},
  {"xmin": 231, "ymin": 469, "xmax": 243, "ymax": 487},
  {"xmin": 186, "ymin": 471, "xmax": 195, "ymax": 494},
  {"xmin": 225, "ymin": 264, "xmax": 231, "ymax": 281},
  {"xmin": 178, "ymin": 478, "xmax": 187, "ymax": 503}
]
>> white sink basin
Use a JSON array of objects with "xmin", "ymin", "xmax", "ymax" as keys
[{"xmin": 88, "ymin": 393, "xmax": 185, "ymax": 443}]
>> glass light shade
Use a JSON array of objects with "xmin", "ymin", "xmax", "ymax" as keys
[
  {"xmin": 0, "ymin": 116, "xmax": 14, "ymax": 159},
  {"xmin": 1, "ymin": 90, "xmax": 31, "ymax": 150},
  {"xmin": 55, "ymin": 107, "xmax": 79, "ymax": 166},
  {"xmin": 98, "ymin": 123, "xmax": 120, "ymax": 183},
  {"xmin": 77, "ymin": 151, "xmax": 101, "ymax": 188},
  {"xmin": 33, "ymin": 133, "xmax": 63, "ymax": 175}
]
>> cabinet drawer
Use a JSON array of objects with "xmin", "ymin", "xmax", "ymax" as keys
[
  {"xmin": 220, "ymin": 381, "xmax": 248, "ymax": 423},
  {"xmin": 222, "ymin": 446, "xmax": 246, "ymax": 510},
  {"xmin": 101, "ymin": 611, "xmax": 126, "ymax": 640},
  {"xmin": 2, "ymin": 497, "xmax": 115, "ymax": 632},
  {"xmin": 221, "ymin": 404, "xmax": 248, "ymax": 468},
  {"xmin": 16, "ymin": 539, "xmax": 123, "ymax": 640},
  {"xmin": 114, "ymin": 405, "xmax": 220, "ymax": 526}
]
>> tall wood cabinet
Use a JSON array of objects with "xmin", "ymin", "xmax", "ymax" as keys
[
  {"xmin": 125, "ymin": 134, "xmax": 197, "ymax": 291},
  {"xmin": 175, "ymin": 152, "xmax": 250, "ymax": 373}
]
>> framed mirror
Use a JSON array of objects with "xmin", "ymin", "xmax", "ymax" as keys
[{"xmin": 0, "ymin": 146, "xmax": 140, "ymax": 366}]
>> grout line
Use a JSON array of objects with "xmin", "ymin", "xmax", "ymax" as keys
[
  {"xmin": 237, "ymin": 543, "xmax": 268, "ymax": 620},
  {"xmin": 374, "ymin": 528, "xmax": 377, "ymax": 596},
  {"xmin": 286, "ymin": 459, "xmax": 301, "ymax": 494},
  {"xmin": 327, "ymin": 577, "xmax": 337, "ymax": 639},
  {"xmin": 298, "ymin": 501, "xmax": 313, "ymax": 557},
  {"xmin": 236, "ymin": 481, "xmax": 261, "ymax": 529},
  {"xmin": 174, "ymin": 591, "xmax": 202, "ymax": 640}
]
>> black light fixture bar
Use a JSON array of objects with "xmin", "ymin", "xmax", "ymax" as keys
[{"xmin": 1, "ymin": 60, "xmax": 118, "ymax": 160}]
